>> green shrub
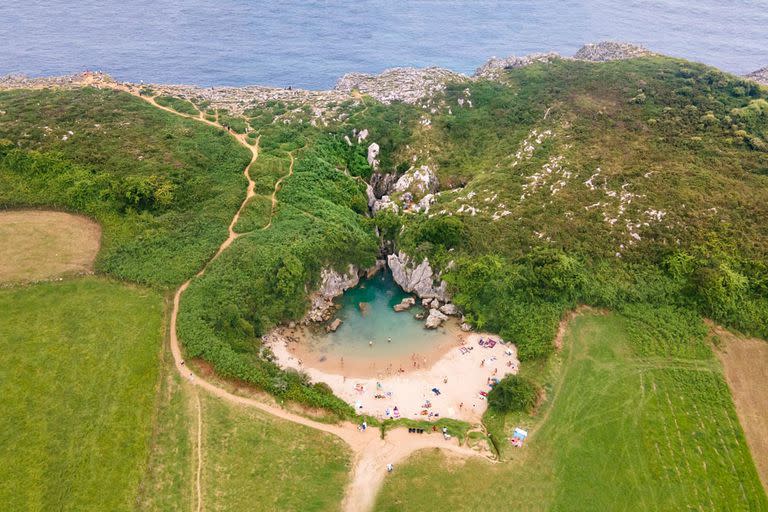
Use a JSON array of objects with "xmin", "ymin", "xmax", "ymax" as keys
[{"xmin": 487, "ymin": 375, "xmax": 539, "ymax": 413}]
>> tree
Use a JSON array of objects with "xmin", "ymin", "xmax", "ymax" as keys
[{"xmin": 487, "ymin": 375, "xmax": 539, "ymax": 413}]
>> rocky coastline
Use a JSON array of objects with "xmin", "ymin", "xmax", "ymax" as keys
[{"xmin": 7, "ymin": 41, "xmax": 758, "ymax": 118}]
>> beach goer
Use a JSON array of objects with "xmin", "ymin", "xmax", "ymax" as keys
[
  {"xmin": 480, "ymin": 359, "xmax": 485, "ymax": 368},
  {"xmin": 369, "ymin": 340, "xmax": 373, "ymax": 347},
  {"xmin": 362, "ymin": 420, "xmax": 367, "ymax": 431},
  {"xmin": 459, "ymin": 402, "xmax": 464, "ymax": 410},
  {"xmin": 388, "ymin": 337, "xmax": 392, "ymax": 343},
  {"xmin": 387, "ymin": 463, "xmax": 394, "ymax": 473}
]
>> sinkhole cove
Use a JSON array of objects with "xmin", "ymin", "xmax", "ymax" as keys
[{"xmin": 290, "ymin": 270, "xmax": 460, "ymax": 375}]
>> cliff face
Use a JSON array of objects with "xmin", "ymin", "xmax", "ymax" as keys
[
  {"xmin": 386, "ymin": 251, "xmax": 450, "ymax": 302},
  {"xmin": 306, "ymin": 264, "xmax": 360, "ymax": 322}
]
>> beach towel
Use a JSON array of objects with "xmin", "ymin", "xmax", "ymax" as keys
[{"xmin": 486, "ymin": 340, "xmax": 497, "ymax": 349}]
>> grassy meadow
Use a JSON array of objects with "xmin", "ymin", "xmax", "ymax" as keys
[
  {"xmin": 375, "ymin": 313, "xmax": 768, "ymax": 511},
  {"xmin": 0, "ymin": 278, "xmax": 163, "ymax": 511},
  {"xmin": 0, "ymin": 88, "xmax": 251, "ymax": 287}
]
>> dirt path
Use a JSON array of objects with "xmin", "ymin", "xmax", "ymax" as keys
[
  {"xmin": 194, "ymin": 391, "xmax": 203, "ymax": 512},
  {"xmin": 714, "ymin": 327, "xmax": 768, "ymax": 494},
  {"xmin": 110, "ymin": 85, "xmax": 491, "ymax": 512}
]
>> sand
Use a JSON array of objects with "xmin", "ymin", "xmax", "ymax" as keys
[{"xmin": 268, "ymin": 331, "xmax": 519, "ymax": 423}]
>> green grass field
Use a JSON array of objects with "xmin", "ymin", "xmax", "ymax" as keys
[
  {"xmin": 375, "ymin": 313, "xmax": 768, "ymax": 511},
  {"xmin": 138, "ymin": 357, "xmax": 352, "ymax": 512},
  {"xmin": 0, "ymin": 278, "xmax": 163, "ymax": 511},
  {"xmin": 199, "ymin": 395, "xmax": 351, "ymax": 511}
]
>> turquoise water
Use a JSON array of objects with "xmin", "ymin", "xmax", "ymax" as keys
[
  {"xmin": 299, "ymin": 271, "xmax": 456, "ymax": 364},
  {"xmin": 1, "ymin": 1, "xmax": 766, "ymax": 88}
]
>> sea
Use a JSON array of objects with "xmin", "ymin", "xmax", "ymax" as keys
[{"xmin": 1, "ymin": 1, "xmax": 766, "ymax": 89}]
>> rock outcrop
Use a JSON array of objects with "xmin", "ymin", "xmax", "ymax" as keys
[
  {"xmin": 335, "ymin": 67, "xmax": 468, "ymax": 104},
  {"xmin": 367, "ymin": 142, "xmax": 380, "ymax": 168},
  {"xmin": 474, "ymin": 52, "xmax": 560, "ymax": 80},
  {"xmin": 306, "ymin": 264, "xmax": 360, "ymax": 322},
  {"xmin": 387, "ymin": 251, "xmax": 450, "ymax": 301},
  {"xmin": 439, "ymin": 303, "xmax": 459, "ymax": 316},
  {"xmin": 393, "ymin": 165, "xmax": 439, "ymax": 200},
  {"xmin": 393, "ymin": 297, "xmax": 416, "ymax": 312},
  {"xmin": 425, "ymin": 309, "xmax": 449, "ymax": 329},
  {"xmin": 327, "ymin": 318, "xmax": 343, "ymax": 332},
  {"xmin": 573, "ymin": 42, "xmax": 652, "ymax": 62},
  {"xmin": 746, "ymin": 66, "xmax": 768, "ymax": 87}
]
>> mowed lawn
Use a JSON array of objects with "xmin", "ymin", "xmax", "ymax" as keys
[
  {"xmin": 138, "ymin": 360, "xmax": 352, "ymax": 512},
  {"xmin": 375, "ymin": 313, "xmax": 768, "ymax": 511},
  {"xmin": 200, "ymin": 395, "xmax": 351, "ymax": 512},
  {"xmin": 0, "ymin": 278, "xmax": 163, "ymax": 511}
]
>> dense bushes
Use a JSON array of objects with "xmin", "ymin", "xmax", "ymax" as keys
[
  {"xmin": 488, "ymin": 375, "xmax": 539, "ymax": 413},
  {"xmin": 0, "ymin": 88, "xmax": 252, "ymax": 287},
  {"xmin": 178, "ymin": 135, "xmax": 378, "ymax": 417}
]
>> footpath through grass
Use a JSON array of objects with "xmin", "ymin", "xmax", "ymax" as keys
[
  {"xmin": 375, "ymin": 313, "xmax": 768, "ymax": 511},
  {"xmin": 0, "ymin": 278, "xmax": 163, "ymax": 511},
  {"xmin": 139, "ymin": 363, "xmax": 352, "ymax": 511}
]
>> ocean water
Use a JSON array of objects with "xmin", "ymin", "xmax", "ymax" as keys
[
  {"xmin": 1, "ymin": 1, "xmax": 766, "ymax": 89},
  {"xmin": 298, "ymin": 271, "xmax": 456, "ymax": 363}
]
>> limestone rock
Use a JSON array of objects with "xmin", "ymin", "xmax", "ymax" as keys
[
  {"xmin": 394, "ymin": 297, "xmax": 416, "ymax": 312},
  {"xmin": 372, "ymin": 195, "xmax": 399, "ymax": 214},
  {"xmin": 460, "ymin": 322, "xmax": 472, "ymax": 332},
  {"xmin": 387, "ymin": 251, "xmax": 450, "ymax": 301},
  {"xmin": 319, "ymin": 265, "xmax": 359, "ymax": 298},
  {"xmin": 306, "ymin": 264, "xmax": 359, "ymax": 322},
  {"xmin": 327, "ymin": 318, "xmax": 343, "ymax": 332},
  {"xmin": 425, "ymin": 309, "xmax": 448, "ymax": 329},
  {"xmin": 573, "ymin": 42, "xmax": 652, "ymax": 62},
  {"xmin": 746, "ymin": 66, "xmax": 768, "ymax": 87},
  {"xmin": 367, "ymin": 142, "xmax": 380, "ymax": 168},
  {"xmin": 474, "ymin": 52, "xmax": 560, "ymax": 80},
  {"xmin": 439, "ymin": 303, "xmax": 459, "ymax": 316},
  {"xmin": 393, "ymin": 165, "xmax": 439, "ymax": 199},
  {"xmin": 430, "ymin": 299, "xmax": 441, "ymax": 309},
  {"xmin": 335, "ymin": 67, "xmax": 468, "ymax": 105},
  {"xmin": 370, "ymin": 172, "xmax": 399, "ymax": 199}
]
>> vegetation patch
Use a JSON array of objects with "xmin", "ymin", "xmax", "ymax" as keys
[
  {"xmin": 0, "ymin": 88, "xmax": 251, "ymax": 287},
  {"xmin": 155, "ymin": 95, "xmax": 200, "ymax": 116}
]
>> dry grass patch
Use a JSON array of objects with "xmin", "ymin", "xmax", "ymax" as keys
[
  {"xmin": 0, "ymin": 210, "xmax": 100, "ymax": 283},
  {"xmin": 715, "ymin": 327, "xmax": 768, "ymax": 494}
]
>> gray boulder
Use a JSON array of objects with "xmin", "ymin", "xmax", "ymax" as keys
[
  {"xmin": 387, "ymin": 251, "xmax": 450, "ymax": 301},
  {"xmin": 425, "ymin": 309, "xmax": 448, "ymax": 329},
  {"xmin": 439, "ymin": 303, "xmax": 459, "ymax": 316}
]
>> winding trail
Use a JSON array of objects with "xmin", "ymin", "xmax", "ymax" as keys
[{"xmin": 117, "ymin": 84, "xmax": 491, "ymax": 512}]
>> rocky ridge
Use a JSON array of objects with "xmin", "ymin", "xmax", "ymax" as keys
[{"xmin": 746, "ymin": 67, "xmax": 768, "ymax": 87}]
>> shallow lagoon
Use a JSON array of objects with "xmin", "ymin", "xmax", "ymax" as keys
[{"xmin": 295, "ymin": 271, "xmax": 457, "ymax": 372}]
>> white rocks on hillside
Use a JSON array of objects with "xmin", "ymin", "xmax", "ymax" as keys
[
  {"xmin": 746, "ymin": 67, "xmax": 768, "ymax": 87},
  {"xmin": 393, "ymin": 165, "xmax": 439, "ymax": 198},
  {"xmin": 474, "ymin": 52, "xmax": 560, "ymax": 80},
  {"xmin": 387, "ymin": 251, "xmax": 450, "ymax": 301},
  {"xmin": 335, "ymin": 67, "xmax": 468, "ymax": 104},
  {"xmin": 573, "ymin": 42, "xmax": 652, "ymax": 62},
  {"xmin": 367, "ymin": 142, "xmax": 380, "ymax": 168}
]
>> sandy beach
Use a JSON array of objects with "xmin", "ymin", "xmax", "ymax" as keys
[{"xmin": 268, "ymin": 331, "xmax": 519, "ymax": 423}]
